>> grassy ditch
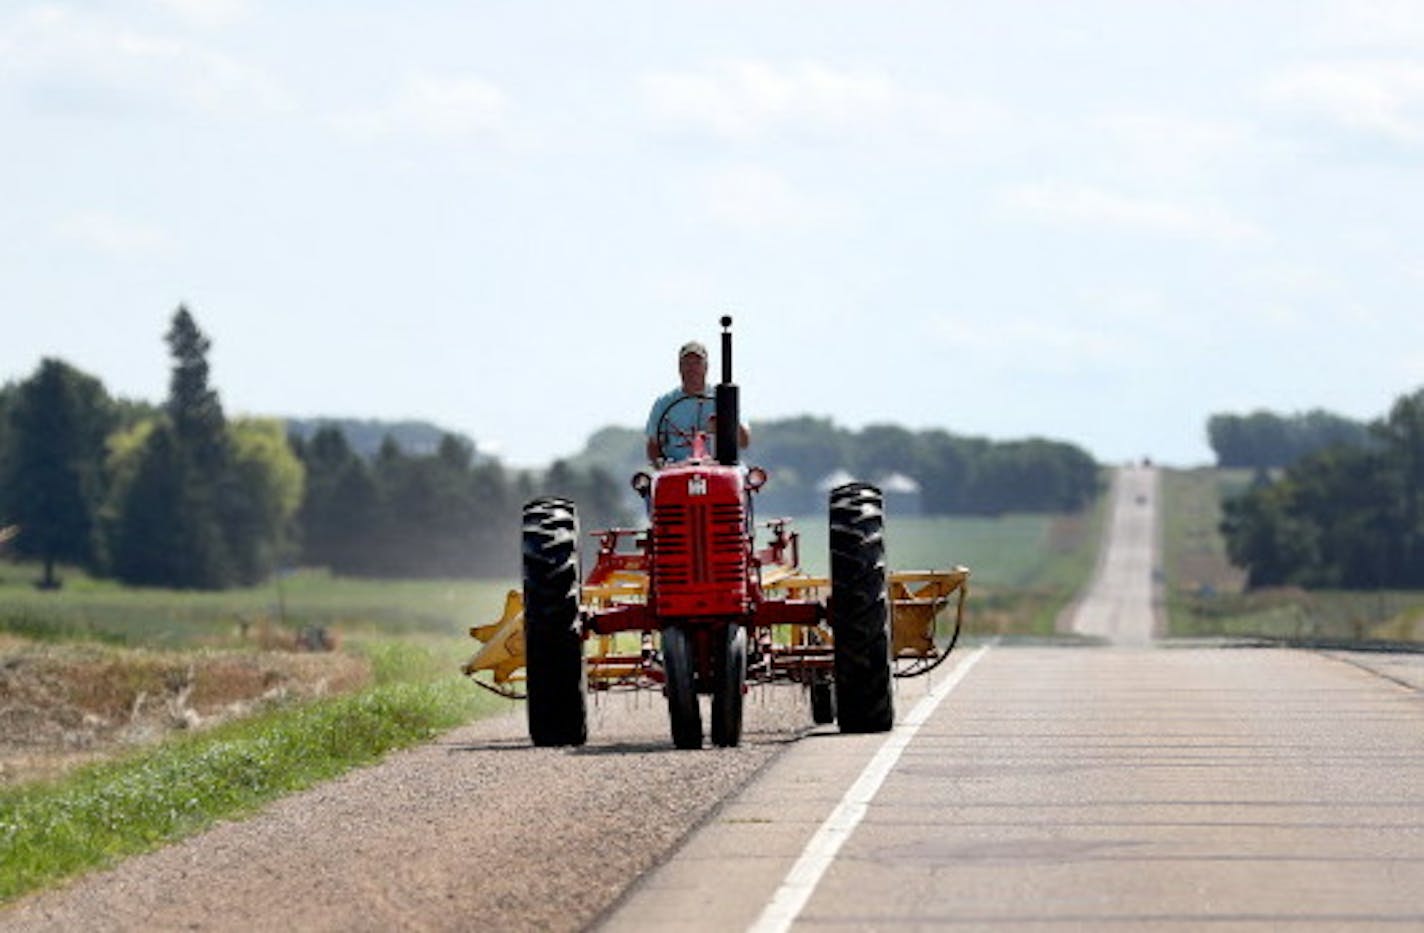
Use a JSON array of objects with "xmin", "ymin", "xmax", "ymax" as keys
[
  {"xmin": 0, "ymin": 651, "xmax": 508, "ymax": 903},
  {"xmin": 0, "ymin": 571, "xmax": 513, "ymax": 903},
  {"xmin": 0, "ymin": 641, "xmax": 371, "ymax": 787},
  {"xmin": 1160, "ymin": 468, "xmax": 1424, "ymax": 644}
]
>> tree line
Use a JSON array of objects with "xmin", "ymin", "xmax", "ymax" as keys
[
  {"xmin": 571, "ymin": 416, "xmax": 1102, "ymax": 517},
  {"xmin": 1220, "ymin": 387, "xmax": 1424, "ymax": 589},
  {"xmin": 0, "ymin": 307, "xmax": 622, "ymax": 589},
  {"xmin": 3, "ymin": 307, "xmax": 1102, "ymax": 591},
  {"xmin": 1207, "ymin": 409, "xmax": 1372, "ymax": 470}
]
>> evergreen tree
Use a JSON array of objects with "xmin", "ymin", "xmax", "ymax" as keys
[
  {"xmin": 165, "ymin": 306, "xmax": 228, "ymax": 473},
  {"xmin": 107, "ymin": 307, "xmax": 237, "ymax": 588},
  {"xmin": 108, "ymin": 423, "xmax": 222, "ymax": 587},
  {"xmin": 0, "ymin": 359, "xmax": 115, "ymax": 587}
]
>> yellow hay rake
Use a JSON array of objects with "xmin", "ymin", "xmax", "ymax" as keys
[{"xmin": 463, "ymin": 565, "xmax": 970, "ymax": 699}]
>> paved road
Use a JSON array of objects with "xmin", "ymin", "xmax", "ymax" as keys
[
  {"xmin": 1063, "ymin": 464, "xmax": 1161, "ymax": 645},
  {"xmin": 602, "ymin": 467, "xmax": 1424, "ymax": 930}
]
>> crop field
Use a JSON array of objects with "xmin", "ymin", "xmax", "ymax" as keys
[
  {"xmin": 0, "ymin": 564, "xmax": 514, "ymax": 648},
  {"xmin": 783, "ymin": 511, "xmax": 1094, "ymax": 588},
  {"xmin": 1159, "ymin": 468, "xmax": 1424, "ymax": 644},
  {"xmin": 772, "ymin": 500, "xmax": 1106, "ymax": 638}
]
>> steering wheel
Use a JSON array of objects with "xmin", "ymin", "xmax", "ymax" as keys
[{"xmin": 655, "ymin": 394, "xmax": 712, "ymax": 461}]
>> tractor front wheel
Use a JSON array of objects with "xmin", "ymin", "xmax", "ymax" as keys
[
  {"xmin": 662, "ymin": 626, "xmax": 702, "ymax": 749},
  {"xmin": 829, "ymin": 483, "xmax": 894, "ymax": 733},
  {"xmin": 522, "ymin": 497, "xmax": 587, "ymax": 747},
  {"xmin": 711, "ymin": 625, "xmax": 747, "ymax": 747}
]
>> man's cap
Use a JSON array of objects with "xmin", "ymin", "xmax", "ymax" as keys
[{"xmin": 679, "ymin": 340, "xmax": 708, "ymax": 360}]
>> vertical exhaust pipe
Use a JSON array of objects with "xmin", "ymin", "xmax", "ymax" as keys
[{"xmin": 715, "ymin": 315, "xmax": 739, "ymax": 466}]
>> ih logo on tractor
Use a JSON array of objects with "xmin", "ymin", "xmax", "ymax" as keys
[{"xmin": 687, "ymin": 475, "xmax": 707, "ymax": 496}]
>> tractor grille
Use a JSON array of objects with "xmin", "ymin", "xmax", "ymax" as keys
[{"xmin": 652, "ymin": 501, "xmax": 746, "ymax": 593}]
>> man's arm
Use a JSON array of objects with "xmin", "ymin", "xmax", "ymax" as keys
[
  {"xmin": 645, "ymin": 393, "xmax": 668, "ymax": 465},
  {"xmin": 707, "ymin": 415, "xmax": 751, "ymax": 450}
]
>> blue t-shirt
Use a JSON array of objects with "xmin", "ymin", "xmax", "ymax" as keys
[{"xmin": 646, "ymin": 388, "xmax": 713, "ymax": 462}]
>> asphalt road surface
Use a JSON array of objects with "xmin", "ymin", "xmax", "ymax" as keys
[
  {"xmin": 5, "ymin": 466, "xmax": 1422, "ymax": 931},
  {"xmin": 1065, "ymin": 464, "xmax": 1163, "ymax": 645}
]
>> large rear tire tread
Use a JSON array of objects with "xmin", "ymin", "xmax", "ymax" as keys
[
  {"xmin": 662, "ymin": 626, "xmax": 703, "ymax": 749},
  {"xmin": 829, "ymin": 483, "xmax": 894, "ymax": 733},
  {"xmin": 711, "ymin": 625, "xmax": 747, "ymax": 747},
  {"xmin": 810, "ymin": 677, "xmax": 836, "ymax": 725},
  {"xmin": 523, "ymin": 497, "xmax": 587, "ymax": 747}
]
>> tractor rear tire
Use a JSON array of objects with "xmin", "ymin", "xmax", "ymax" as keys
[
  {"xmin": 810, "ymin": 676, "xmax": 836, "ymax": 725},
  {"xmin": 522, "ymin": 497, "xmax": 587, "ymax": 747},
  {"xmin": 662, "ymin": 626, "xmax": 702, "ymax": 749},
  {"xmin": 829, "ymin": 482, "xmax": 894, "ymax": 733},
  {"xmin": 711, "ymin": 625, "xmax": 747, "ymax": 747}
]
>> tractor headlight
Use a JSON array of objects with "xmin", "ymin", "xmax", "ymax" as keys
[
  {"xmin": 630, "ymin": 471, "xmax": 654, "ymax": 498},
  {"xmin": 745, "ymin": 466, "xmax": 767, "ymax": 491}
]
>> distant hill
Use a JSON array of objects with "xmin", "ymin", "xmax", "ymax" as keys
[{"xmin": 284, "ymin": 417, "xmax": 478, "ymax": 460}]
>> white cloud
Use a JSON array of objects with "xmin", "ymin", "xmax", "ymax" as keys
[
  {"xmin": 641, "ymin": 59, "xmax": 1001, "ymax": 143},
  {"xmin": 700, "ymin": 164, "xmax": 846, "ymax": 230},
  {"xmin": 927, "ymin": 313, "xmax": 1134, "ymax": 373},
  {"xmin": 1091, "ymin": 113, "xmax": 1253, "ymax": 181},
  {"xmin": 1263, "ymin": 60, "xmax": 1424, "ymax": 145},
  {"xmin": 153, "ymin": 0, "xmax": 249, "ymax": 29},
  {"xmin": 1000, "ymin": 183, "xmax": 1264, "ymax": 244},
  {"xmin": 329, "ymin": 74, "xmax": 507, "ymax": 140},
  {"xmin": 0, "ymin": 5, "xmax": 290, "ymax": 115},
  {"xmin": 56, "ymin": 211, "xmax": 172, "ymax": 255},
  {"xmin": 1072, "ymin": 284, "xmax": 1173, "ymax": 324},
  {"xmin": 1304, "ymin": 1, "xmax": 1424, "ymax": 48}
]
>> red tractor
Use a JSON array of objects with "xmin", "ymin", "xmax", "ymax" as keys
[{"xmin": 465, "ymin": 317, "xmax": 969, "ymax": 749}]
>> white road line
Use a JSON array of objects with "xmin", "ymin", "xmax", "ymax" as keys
[{"xmin": 748, "ymin": 644, "xmax": 992, "ymax": 933}]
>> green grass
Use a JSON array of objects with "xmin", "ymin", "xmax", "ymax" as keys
[
  {"xmin": 1159, "ymin": 468, "xmax": 1250, "ymax": 592},
  {"xmin": 0, "ymin": 673, "xmax": 510, "ymax": 903},
  {"xmin": 1169, "ymin": 587, "xmax": 1424, "ymax": 643},
  {"xmin": 0, "ymin": 566, "xmax": 516, "ymax": 648},
  {"xmin": 780, "ymin": 511, "xmax": 1096, "ymax": 587},
  {"xmin": 773, "ymin": 495, "xmax": 1107, "ymax": 637}
]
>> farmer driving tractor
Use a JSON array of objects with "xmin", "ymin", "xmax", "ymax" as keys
[
  {"xmin": 463, "ymin": 315, "xmax": 971, "ymax": 750},
  {"xmin": 645, "ymin": 339, "xmax": 750, "ymax": 464}
]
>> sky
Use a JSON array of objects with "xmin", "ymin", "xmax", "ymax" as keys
[{"xmin": 3, "ymin": 1, "xmax": 1424, "ymax": 469}]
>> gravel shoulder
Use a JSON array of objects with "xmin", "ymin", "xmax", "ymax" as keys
[{"xmin": 1, "ymin": 686, "xmax": 814, "ymax": 932}]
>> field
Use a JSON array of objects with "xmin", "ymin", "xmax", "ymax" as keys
[
  {"xmin": 1159, "ymin": 468, "xmax": 1424, "ymax": 644},
  {"xmin": 785, "ymin": 504, "xmax": 1106, "ymax": 637},
  {"xmin": 0, "ymin": 563, "xmax": 514, "ymax": 648}
]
